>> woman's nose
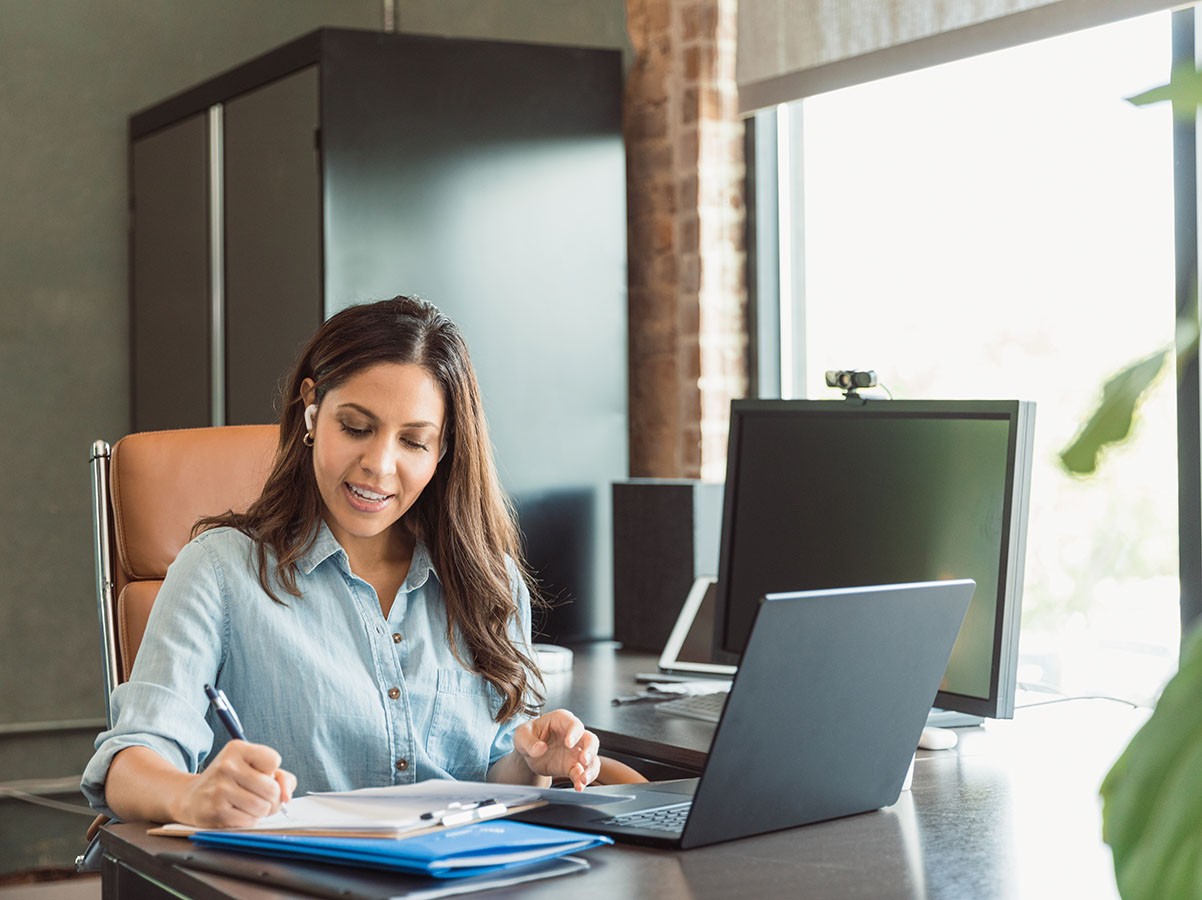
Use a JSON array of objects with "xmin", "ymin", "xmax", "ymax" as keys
[{"xmin": 359, "ymin": 435, "xmax": 396, "ymax": 475}]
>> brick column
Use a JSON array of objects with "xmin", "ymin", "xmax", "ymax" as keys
[{"xmin": 625, "ymin": 0, "xmax": 747, "ymax": 480}]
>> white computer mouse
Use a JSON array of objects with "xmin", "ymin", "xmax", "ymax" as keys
[{"xmin": 918, "ymin": 726, "xmax": 959, "ymax": 751}]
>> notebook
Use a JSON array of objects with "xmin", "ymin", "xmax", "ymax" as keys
[{"xmin": 515, "ymin": 579, "xmax": 974, "ymax": 849}]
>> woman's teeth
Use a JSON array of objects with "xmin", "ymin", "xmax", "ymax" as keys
[{"xmin": 348, "ymin": 485, "xmax": 389, "ymax": 502}]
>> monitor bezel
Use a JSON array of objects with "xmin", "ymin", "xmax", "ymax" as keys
[{"xmin": 709, "ymin": 397, "xmax": 1035, "ymax": 721}]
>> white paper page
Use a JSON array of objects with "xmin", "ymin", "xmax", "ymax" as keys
[
  {"xmin": 152, "ymin": 795, "xmax": 421, "ymax": 835},
  {"xmin": 318, "ymin": 779, "xmax": 629, "ymax": 807}
]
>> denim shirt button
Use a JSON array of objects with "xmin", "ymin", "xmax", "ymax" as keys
[
  {"xmin": 392, "ymin": 632, "xmax": 403, "ymax": 643},
  {"xmin": 387, "ymin": 687, "xmax": 401, "ymax": 700},
  {"xmin": 395, "ymin": 758, "xmax": 409, "ymax": 772}
]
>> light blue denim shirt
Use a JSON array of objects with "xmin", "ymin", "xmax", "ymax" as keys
[{"xmin": 82, "ymin": 522, "xmax": 531, "ymax": 818}]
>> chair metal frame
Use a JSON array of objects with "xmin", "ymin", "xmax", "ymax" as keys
[{"xmin": 89, "ymin": 439, "xmax": 119, "ymax": 729}]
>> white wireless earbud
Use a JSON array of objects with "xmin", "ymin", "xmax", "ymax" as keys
[{"xmin": 304, "ymin": 404, "xmax": 318, "ymax": 433}]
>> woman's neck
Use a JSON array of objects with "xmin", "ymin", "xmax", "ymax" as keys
[{"xmin": 326, "ymin": 519, "xmax": 416, "ymax": 597}]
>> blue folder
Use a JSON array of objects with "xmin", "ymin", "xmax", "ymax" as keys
[{"xmin": 189, "ymin": 820, "xmax": 612, "ymax": 879}]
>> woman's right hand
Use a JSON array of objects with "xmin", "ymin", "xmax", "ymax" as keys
[{"xmin": 170, "ymin": 740, "xmax": 296, "ymax": 828}]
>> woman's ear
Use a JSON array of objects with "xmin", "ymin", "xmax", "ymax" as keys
[
  {"xmin": 299, "ymin": 377, "xmax": 316, "ymax": 408},
  {"xmin": 300, "ymin": 378, "xmax": 319, "ymax": 433}
]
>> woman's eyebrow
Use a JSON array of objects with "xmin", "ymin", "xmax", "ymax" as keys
[
  {"xmin": 337, "ymin": 403, "xmax": 439, "ymax": 429},
  {"xmin": 336, "ymin": 402, "xmax": 379, "ymax": 420}
]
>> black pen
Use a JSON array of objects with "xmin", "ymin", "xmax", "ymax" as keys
[
  {"xmin": 204, "ymin": 684, "xmax": 246, "ymax": 741},
  {"xmin": 203, "ymin": 684, "xmax": 288, "ymax": 816}
]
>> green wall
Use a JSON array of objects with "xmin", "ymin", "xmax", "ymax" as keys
[{"xmin": 0, "ymin": 0, "xmax": 626, "ymax": 875}]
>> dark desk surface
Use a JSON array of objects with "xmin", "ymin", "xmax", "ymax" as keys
[
  {"xmin": 540, "ymin": 643, "xmax": 717, "ymax": 774},
  {"xmin": 101, "ymin": 644, "xmax": 1141, "ymax": 899}
]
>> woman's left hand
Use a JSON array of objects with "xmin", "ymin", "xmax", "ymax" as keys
[{"xmin": 513, "ymin": 708, "xmax": 601, "ymax": 791}]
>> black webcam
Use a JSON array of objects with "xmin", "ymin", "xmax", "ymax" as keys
[{"xmin": 825, "ymin": 370, "xmax": 878, "ymax": 391}]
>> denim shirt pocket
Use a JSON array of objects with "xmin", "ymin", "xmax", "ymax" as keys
[{"xmin": 426, "ymin": 668, "xmax": 503, "ymax": 780}]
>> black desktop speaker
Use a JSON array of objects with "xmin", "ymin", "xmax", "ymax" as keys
[{"xmin": 612, "ymin": 479, "xmax": 724, "ymax": 652}]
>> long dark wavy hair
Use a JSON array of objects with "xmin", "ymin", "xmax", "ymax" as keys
[{"xmin": 197, "ymin": 296, "xmax": 543, "ymax": 722}]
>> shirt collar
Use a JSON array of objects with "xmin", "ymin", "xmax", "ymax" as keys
[
  {"xmin": 296, "ymin": 520, "xmax": 440, "ymax": 590},
  {"xmin": 405, "ymin": 539, "xmax": 438, "ymax": 591},
  {"xmin": 297, "ymin": 521, "xmax": 345, "ymax": 575}
]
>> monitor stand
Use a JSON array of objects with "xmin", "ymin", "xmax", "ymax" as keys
[
  {"xmin": 926, "ymin": 707, "xmax": 984, "ymax": 728},
  {"xmin": 920, "ymin": 709, "xmax": 983, "ymax": 750}
]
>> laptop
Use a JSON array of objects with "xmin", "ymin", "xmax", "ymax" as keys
[
  {"xmin": 654, "ymin": 576, "xmax": 736, "ymax": 679},
  {"xmin": 515, "ymin": 579, "xmax": 974, "ymax": 849}
]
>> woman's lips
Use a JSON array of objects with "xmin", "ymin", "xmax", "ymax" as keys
[{"xmin": 343, "ymin": 482, "xmax": 394, "ymax": 512}]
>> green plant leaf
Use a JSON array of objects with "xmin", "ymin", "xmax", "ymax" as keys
[
  {"xmin": 1127, "ymin": 66, "xmax": 1202, "ymax": 117},
  {"xmin": 1059, "ymin": 350, "xmax": 1169, "ymax": 476},
  {"xmin": 1102, "ymin": 625, "xmax": 1202, "ymax": 899}
]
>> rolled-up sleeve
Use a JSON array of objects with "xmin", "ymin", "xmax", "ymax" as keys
[{"xmin": 81, "ymin": 538, "xmax": 227, "ymax": 817}]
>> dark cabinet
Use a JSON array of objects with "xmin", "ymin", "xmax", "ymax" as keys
[{"xmin": 129, "ymin": 28, "xmax": 627, "ymax": 641}]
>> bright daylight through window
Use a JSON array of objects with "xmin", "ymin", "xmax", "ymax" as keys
[{"xmin": 781, "ymin": 10, "xmax": 1179, "ymax": 705}]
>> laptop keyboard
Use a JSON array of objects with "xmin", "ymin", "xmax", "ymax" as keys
[
  {"xmin": 600, "ymin": 802, "xmax": 692, "ymax": 833},
  {"xmin": 654, "ymin": 691, "xmax": 727, "ymax": 723}
]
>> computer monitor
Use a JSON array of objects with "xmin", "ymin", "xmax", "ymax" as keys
[{"xmin": 711, "ymin": 398, "xmax": 1035, "ymax": 721}]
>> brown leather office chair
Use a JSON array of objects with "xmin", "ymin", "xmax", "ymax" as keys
[
  {"xmin": 84, "ymin": 425, "xmax": 641, "ymax": 842},
  {"xmin": 89, "ymin": 426, "xmax": 279, "ymax": 710}
]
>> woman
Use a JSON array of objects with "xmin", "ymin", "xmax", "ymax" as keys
[{"xmin": 82, "ymin": 296, "xmax": 600, "ymax": 828}]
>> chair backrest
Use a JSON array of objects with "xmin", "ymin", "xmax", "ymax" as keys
[{"xmin": 90, "ymin": 425, "xmax": 278, "ymax": 724}]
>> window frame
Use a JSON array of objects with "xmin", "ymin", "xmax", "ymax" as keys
[{"xmin": 748, "ymin": 7, "xmax": 1202, "ymax": 641}]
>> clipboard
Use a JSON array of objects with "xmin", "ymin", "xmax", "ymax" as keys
[
  {"xmin": 147, "ymin": 778, "xmax": 627, "ymax": 839},
  {"xmin": 147, "ymin": 800, "xmax": 548, "ymax": 839},
  {"xmin": 147, "ymin": 779, "xmax": 550, "ymax": 838}
]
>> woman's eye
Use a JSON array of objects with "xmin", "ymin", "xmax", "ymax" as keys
[
  {"xmin": 340, "ymin": 423, "xmax": 370, "ymax": 437},
  {"xmin": 402, "ymin": 438, "xmax": 430, "ymax": 452}
]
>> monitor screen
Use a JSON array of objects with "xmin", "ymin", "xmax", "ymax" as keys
[{"xmin": 711, "ymin": 399, "xmax": 1035, "ymax": 720}]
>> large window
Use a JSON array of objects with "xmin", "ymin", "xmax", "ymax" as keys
[{"xmin": 770, "ymin": 10, "xmax": 1179, "ymax": 705}]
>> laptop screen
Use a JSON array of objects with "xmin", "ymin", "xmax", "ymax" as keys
[{"xmin": 656, "ymin": 577, "xmax": 722, "ymax": 670}]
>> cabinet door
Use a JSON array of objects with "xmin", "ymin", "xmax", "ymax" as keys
[
  {"xmin": 131, "ymin": 114, "xmax": 211, "ymax": 431},
  {"xmin": 321, "ymin": 39, "xmax": 627, "ymax": 641},
  {"xmin": 223, "ymin": 66, "xmax": 322, "ymax": 425}
]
